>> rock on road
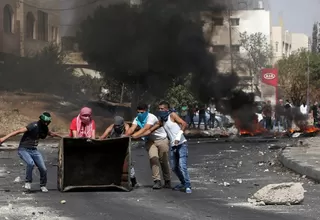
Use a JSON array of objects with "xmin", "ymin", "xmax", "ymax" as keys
[{"xmin": 1, "ymin": 139, "xmax": 320, "ymax": 220}]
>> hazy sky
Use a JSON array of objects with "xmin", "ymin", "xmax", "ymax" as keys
[{"xmin": 268, "ymin": 0, "xmax": 320, "ymax": 36}]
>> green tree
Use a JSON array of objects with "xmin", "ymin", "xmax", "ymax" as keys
[
  {"xmin": 234, "ymin": 31, "xmax": 273, "ymax": 92},
  {"xmin": 164, "ymin": 73, "xmax": 196, "ymax": 108},
  {"xmin": 277, "ymin": 49, "xmax": 320, "ymax": 105}
]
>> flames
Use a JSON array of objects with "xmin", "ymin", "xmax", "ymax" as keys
[
  {"xmin": 235, "ymin": 117, "xmax": 319, "ymax": 136},
  {"xmin": 235, "ymin": 115, "xmax": 267, "ymax": 136},
  {"xmin": 293, "ymin": 125, "xmax": 320, "ymax": 133}
]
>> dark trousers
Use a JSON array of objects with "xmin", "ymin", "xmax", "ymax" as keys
[{"xmin": 265, "ymin": 116, "xmax": 272, "ymax": 130}]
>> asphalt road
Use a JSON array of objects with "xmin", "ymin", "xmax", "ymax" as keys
[{"xmin": 1, "ymin": 139, "xmax": 320, "ymax": 220}]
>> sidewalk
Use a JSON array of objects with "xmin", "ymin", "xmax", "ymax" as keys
[{"xmin": 279, "ymin": 137, "xmax": 320, "ymax": 182}]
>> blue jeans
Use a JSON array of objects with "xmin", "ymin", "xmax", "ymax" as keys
[
  {"xmin": 170, "ymin": 143, "xmax": 191, "ymax": 188},
  {"xmin": 18, "ymin": 147, "xmax": 47, "ymax": 186}
]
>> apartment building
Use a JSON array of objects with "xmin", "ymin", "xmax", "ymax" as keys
[
  {"xmin": 0, "ymin": 0, "xmax": 60, "ymax": 57},
  {"xmin": 272, "ymin": 26, "xmax": 309, "ymax": 64},
  {"xmin": 203, "ymin": 1, "xmax": 271, "ymax": 92},
  {"xmin": 291, "ymin": 33, "xmax": 309, "ymax": 52}
]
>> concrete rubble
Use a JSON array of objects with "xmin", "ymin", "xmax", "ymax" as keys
[{"xmin": 249, "ymin": 182, "xmax": 304, "ymax": 205}]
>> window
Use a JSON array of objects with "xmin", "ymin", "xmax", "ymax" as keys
[
  {"xmin": 231, "ymin": 45, "xmax": 240, "ymax": 52},
  {"xmin": 3, "ymin": 4, "xmax": 14, "ymax": 33},
  {"xmin": 212, "ymin": 18, "xmax": 223, "ymax": 26},
  {"xmin": 52, "ymin": 26, "xmax": 58, "ymax": 42},
  {"xmin": 211, "ymin": 45, "xmax": 226, "ymax": 53},
  {"xmin": 275, "ymin": 41, "xmax": 278, "ymax": 52},
  {"xmin": 230, "ymin": 18, "xmax": 239, "ymax": 26},
  {"xmin": 37, "ymin": 10, "xmax": 48, "ymax": 41},
  {"xmin": 26, "ymin": 12, "xmax": 35, "ymax": 39}
]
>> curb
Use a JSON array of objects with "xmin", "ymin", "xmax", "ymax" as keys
[
  {"xmin": 0, "ymin": 146, "xmax": 18, "ymax": 151},
  {"xmin": 279, "ymin": 148, "xmax": 320, "ymax": 182}
]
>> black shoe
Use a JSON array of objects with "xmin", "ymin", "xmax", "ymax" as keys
[
  {"xmin": 163, "ymin": 180, "xmax": 171, "ymax": 188},
  {"xmin": 152, "ymin": 180, "xmax": 162, "ymax": 189},
  {"xmin": 131, "ymin": 177, "xmax": 137, "ymax": 187}
]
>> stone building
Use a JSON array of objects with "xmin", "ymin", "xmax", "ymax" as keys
[{"xmin": 0, "ymin": 0, "xmax": 60, "ymax": 57}]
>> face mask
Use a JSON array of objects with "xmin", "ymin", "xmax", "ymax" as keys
[
  {"xmin": 80, "ymin": 115, "xmax": 91, "ymax": 125},
  {"xmin": 137, "ymin": 111, "xmax": 148, "ymax": 122},
  {"xmin": 157, "ymin": 110, "xmax": 170, "ymax": 122},
  {"xmin": 181, "ymin": 106, "xmax": 187, "ymax": 111},
  {"xmin": 38, "ymin": 121, "xmax": 49, "ymax": 139},
  {"xmin": 114, "ymin": 124, "xmax": 124, "ymax": 134}
]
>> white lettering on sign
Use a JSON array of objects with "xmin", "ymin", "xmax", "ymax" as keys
[{"xmin": 263, "ymin": 73, "xmax": 276, "ymax": 80}]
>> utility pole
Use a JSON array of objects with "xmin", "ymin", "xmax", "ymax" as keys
[
  {"xmin": 307, "ymin": 51, "xmax": 310, "ymax": 111},
  {"xmin": 228, "ymin": 9, "xmax": 234, "ymax": 72}
]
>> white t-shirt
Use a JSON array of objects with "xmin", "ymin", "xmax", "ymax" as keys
[
  {"xmin": 132, "ymin": 113, "xmax": 167, "ymax": 140},
  {"xmin": 300, "ymin": 105, "xmax": 308, "ymax": 114}
]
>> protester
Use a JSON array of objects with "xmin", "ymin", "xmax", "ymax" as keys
[
  {"xmin": 262, "ymin": 100, "xmax": 272, "ymax": 130},
  {"xmin": 274, "ymin": 99, "xmax": 285, "ymax": 131},
  {"xmin": 284, "ymin": 100, "xmax": 293, "ymax": 130},
  {"xmin": 126, "ymin": 103, "xmax": 171, "ymax": 189},
  {"xmin": 70, "ymin": 107, "xmax": 96, "ymax": 138},
  {"xmin": 179, "ymin": 103, "xmax": 188, "ymax": 122},
  {"xmin": 310, "ymin": 101, "xmax": 319, "ymax": 126},
  {"xmin": 99, "ymin": 116, "xmax": 138, "ymax": 187},
  {"xmin": 197, "ymin": 104, "xmax": 208, "ymax": 130},
  {"xmin": 187, "ymin": 104, "xmax": 195, "ymax": 128},
  {"xmin": 0, "ymin": 112, "xmax": 62, "ymax": 192},
  {"xmin": 133, "ymin": 101, "xmax": 192, "ymax": 193},
  {"xmin": 208, "ymin": 98, "xmax": 216, "ymax": 129}
]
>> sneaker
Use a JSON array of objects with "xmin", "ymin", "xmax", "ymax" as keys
[
  {"xmin": 152, "ymin": 180, "xmax": 162, "ymax": 190},
  {"xmin": 172, "ymin": 183, "xmax": 184, "ymax": 191},
  {"xmin": 40, "ymin": 186, "xmax": 48, "ymax": 193},
  {"xmin": 24, "ymin": 183, "xmax": 31, "ymax": 190},
  {"xmin": 185, "ymin": 187, "xmax": 192, "ymax": 194},
  {"xmin": 163, "ymin": 180, "xmax": 171, "ymax": 189}
]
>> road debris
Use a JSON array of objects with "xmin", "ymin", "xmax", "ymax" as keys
[
  {"xmin": 60, "ymin": 200, "xmax": 66, "ymax": 204},
  {"xmin": 14, "ymin": 176, "xmax": 21, "ymax": 183},
  {"xmin": 251, "ymin": 182, "xmax": 304, "ymax": 205}
]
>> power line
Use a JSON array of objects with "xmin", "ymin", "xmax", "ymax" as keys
[{"xmin": 20, "ymin": 0, "xmax": 110, "ymax": 11}]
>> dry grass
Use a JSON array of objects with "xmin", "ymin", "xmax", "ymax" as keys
[{"xmin": 0, "ymin": 91, "xmax": 123, "ymax": 136}]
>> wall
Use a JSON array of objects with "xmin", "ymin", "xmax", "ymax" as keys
[
  {"xmin": 0, "ymin": 0, "xmax": 20, "ymax": 56},
  {"xmin": 0, "ymin": 0, "xmax": 60, "ymax": 57},
  {"xmin": 271, "ymin": 26, "xmax": 292, "ymax": 64},
  {"xmin": 21, "ymin": 0, "xmax": 60, "ymax": 56},
  {"xmin": 271, "ymin": 26, "xmax": 283, "ymax": 63},
  {"xmin": 291, "ymin": 33, "xmax": 309, "ymax": 52}
]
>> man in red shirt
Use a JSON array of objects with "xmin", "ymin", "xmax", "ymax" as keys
[{"xmin": 70, "ymin": 107, "xmax": 96, "ymax": 138}]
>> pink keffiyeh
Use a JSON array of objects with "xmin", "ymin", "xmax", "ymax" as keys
[{"xmin": 76, "ymin": 107, "xmax": 93, "ymax": 138}]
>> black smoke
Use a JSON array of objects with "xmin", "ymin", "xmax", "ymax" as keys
[{"xmin": 76, "ymin": 0, "xmax": 258, "ymax": 124}]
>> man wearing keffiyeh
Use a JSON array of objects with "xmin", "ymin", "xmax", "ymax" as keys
[{"xmin": 69, "ymin": 107, "xmax": 96, "ymax": 138}]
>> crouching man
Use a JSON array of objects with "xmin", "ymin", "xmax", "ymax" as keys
[
  {"xmin": 0, "ymin": 112, "xmax": 62, "ymax": 192},
  {"xmin": 99, "ymin": 116, "xmax": 138, "ymax": 187},
  {"xmin": 135, "ymin": 101, "xmax": 192, "ymax": 193}
]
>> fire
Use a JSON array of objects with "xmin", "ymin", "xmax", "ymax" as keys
[
  {"xmin": 235, "ymin": 114, "xmax": 267, "ymax": 136},
  {"xmin": 298, "ymin": 125, "xmax": 320, "ymax": 133}
]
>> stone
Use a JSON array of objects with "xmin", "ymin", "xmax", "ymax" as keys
[{"xmin": 252, "ymin": 182, "xmax": 304, "ymax": 205}]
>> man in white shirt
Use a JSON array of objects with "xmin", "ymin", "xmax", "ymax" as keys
[
  {"xmin": 126, "ymin": 103, "xmax": 171, "ymax": 190},
  {"xmin": 134, "ymin": 101, "xmax": 192, "ymax": 193},
  {"xmin": 300, "ymin": 102, "xmax": 308, "ymax": 115}
]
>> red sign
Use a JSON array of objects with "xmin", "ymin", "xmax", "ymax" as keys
[
  {"xmin": 261, "ymin": 68, "xmax": 278, "ymax": 87},
  {"xmin": 261, "ymin": 68, "xmax": 278, "ymax": 105}
]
